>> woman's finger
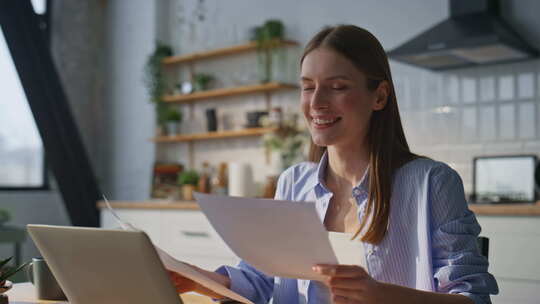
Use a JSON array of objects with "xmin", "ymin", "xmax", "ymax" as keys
[
  {"xmin": 327, "ymin": 277, "xmax": 367, "ymax": 290},
  {"xmin": 331, "ymin": 287, "xmax": 364, "ymax": 301},
  {"xmin": 331, "ymin": 294, "xmax": 360, "ymax": 304},
  {"xmin": 314, "ymin": 264, "xmax": 368, "ymax": 278}
]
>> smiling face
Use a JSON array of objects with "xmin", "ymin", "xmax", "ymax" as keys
[{"xmin": 300, "ymin": 47, "xmax": 386, "ymax": 150}]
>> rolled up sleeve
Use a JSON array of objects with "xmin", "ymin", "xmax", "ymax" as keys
[
  {"xmin": 429, "ymin": 165, "xmax": 499, "ymax": 304},
  {"xmin": 215, "ymin": 260, "xmax": 274, "ymax": 304}
]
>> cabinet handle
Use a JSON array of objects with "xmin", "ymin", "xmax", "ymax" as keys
[{"xmin": 181, "ymin": 231, "xmax": 210, "ymax": 238}]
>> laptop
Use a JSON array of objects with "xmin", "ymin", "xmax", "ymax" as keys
[{"xmin": 27, "ymin": 224, "xmax": 183, "ymax": 304}]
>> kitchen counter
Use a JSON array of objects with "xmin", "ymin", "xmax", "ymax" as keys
[{"xmin": 98, "ymin": 200, "xmax": 540, "ymax": 216}]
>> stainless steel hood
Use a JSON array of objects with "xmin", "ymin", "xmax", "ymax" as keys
[{"xmin": 388, "ymin": 0, "xmax": 538, "ymax": 70}]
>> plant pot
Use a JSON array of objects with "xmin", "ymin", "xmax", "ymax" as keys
[
  {"xmin": 0, "ymin": 280, "xmax": 12, "ymax": 304},
  {"xmin": 182, "ymin": 185, "xmax": 196, "ymax": 201},
  {"xmin": 165, "ymin": 122, "xmax": 180, "ymax": 136}
]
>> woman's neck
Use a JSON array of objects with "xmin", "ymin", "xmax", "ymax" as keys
[{"xmin": 326, "ymin": 142, "xmax": 370, "ymax": 189}]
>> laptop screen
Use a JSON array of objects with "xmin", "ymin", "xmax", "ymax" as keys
[{"xmin": 473, "ymin": 155, "xmax": 537, "ymax": 203}]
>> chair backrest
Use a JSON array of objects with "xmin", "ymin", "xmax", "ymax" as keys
[{"xmin": 477, "ymin": 236, "xmax": 489, "ymax": 259}]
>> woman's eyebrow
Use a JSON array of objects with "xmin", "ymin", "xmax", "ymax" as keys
[{"xmin": 300, "ymin": 75, "xmax": 351, "ymax": 81}]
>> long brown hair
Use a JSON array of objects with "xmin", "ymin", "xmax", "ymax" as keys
[{"xmin": 301, "ymin": 25, "xmax": 418, "ymax": 244}]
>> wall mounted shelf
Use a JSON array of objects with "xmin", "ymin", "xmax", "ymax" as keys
[
  {"xmin": 153, "ymin": 127, "xmax": 277, "ymax": 143},
  {"xmin": 162, "ymin": 82, "xmax": 297, "ymax": 104},
  {"xmin": 161, "ymin": 40, "xmax": 298, "ymax": 66}
]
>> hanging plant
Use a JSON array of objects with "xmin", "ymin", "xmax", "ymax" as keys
[
  {"xmin": 251, "ymin": 20, "xmax": 285, "ymax": 83},
  {"xmin": 144, "ymin": 42, "xmax": 173, "ymax": 127}
]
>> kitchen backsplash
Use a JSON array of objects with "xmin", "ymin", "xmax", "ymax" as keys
[{"xmin": 393, "ymin": 59, "xmax": 540, "ymax": 195}]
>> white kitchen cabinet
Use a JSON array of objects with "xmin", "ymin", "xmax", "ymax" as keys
[
  {"xmin": 100, "ymin": 208, "xmax": 238, "ymax": 271},
  {"xmin": 476, "ymin": 216, "xmax": 540, "ymax": 304},
  {"xmin": 99, "ymin": 207, "xmax": 540, "ymax": 303}
]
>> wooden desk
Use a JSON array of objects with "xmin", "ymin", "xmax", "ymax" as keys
[{"xmin": 6, "ymin": 282, "xmax": 213, "ymax": 304}]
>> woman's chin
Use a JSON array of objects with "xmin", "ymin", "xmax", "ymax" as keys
[{"xmin": 311, "ymin": 135, "xmax": 336, "ymax": 147}]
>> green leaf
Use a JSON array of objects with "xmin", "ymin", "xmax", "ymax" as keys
[
  {"xmin": 0, "ymin": 261, "xmax": 30, "ymax": 281},
  {"xmin": 0, "ymin": 257, "xmax": 12, "ymax": 270}
]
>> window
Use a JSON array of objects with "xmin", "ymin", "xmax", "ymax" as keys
[{"xmin": 0, "ymin": 0, "xmax": 48, "ymax": 189}]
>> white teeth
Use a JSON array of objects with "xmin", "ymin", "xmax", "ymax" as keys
[{"xmin": 313, "ymin": 118, "xmax": 338, "ymax": 124}]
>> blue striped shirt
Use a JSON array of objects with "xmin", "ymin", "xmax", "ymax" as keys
[{"xmin": 216, "ymin": 153, "xmax": 499, "ymax": 304}]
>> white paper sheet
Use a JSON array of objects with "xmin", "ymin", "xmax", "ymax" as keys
[
  {"xmin": 328, "ymin": 232, "xmax": 366, "ymax": 267},
  {"xmin": 102, "ymin": 195, "xmax": 254, "ymax": 304},
  {"xmin": 194, "ymin": 193, "xmax": 366, "ymax": 281},
  {"xmin": 156, "ymin": 247, "xmax": 254, "ymax": 304}
]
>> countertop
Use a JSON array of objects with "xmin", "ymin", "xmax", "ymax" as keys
[{"xmin": 97, "ymin": 200, "xmax": 540, "ymax": 216}]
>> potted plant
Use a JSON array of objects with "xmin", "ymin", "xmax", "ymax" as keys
[
  {"xmin": 164, "ymin": 108, "xmax": 183, "ymax": 136},
  {"xmin": 178, "ymin": 170, "xmax": 199, "ymax": 201},
  {"xmin": 251, "ymin": 19, "xmax": 285, "ymax": 83},
  {"xmin": 262, "ymin": 113, "xmax": 309, "ymax": 172},
  {"xmin": 0, "ymin": 257, "xmax": 30, "ymax": 304},
  {"xmin": 193, "ymin": 73, "xmax": 214, "ymax": 91},
  {"xmin": 144, "ymin": 42, "xmax": 173, "ymax": 135}
]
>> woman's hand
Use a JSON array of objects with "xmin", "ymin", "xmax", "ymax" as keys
[
  {"xmin": 167, "ymin": 270, "xmax": 198, "ymax": 293},
  {"xmin": 313, "ymin": 264, "xmax": 387, "ymax": 304}
]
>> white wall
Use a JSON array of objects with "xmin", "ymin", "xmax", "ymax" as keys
[{"xmin": 101, "ymin": 0, "xmax": 159, "ymax": 200}]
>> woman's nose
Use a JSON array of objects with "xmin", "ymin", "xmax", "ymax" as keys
[{"xmin": 310, "ymin": 88, "xmax": 330, "ymax": 109}]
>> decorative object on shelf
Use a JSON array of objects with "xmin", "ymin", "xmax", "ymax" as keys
[
  {"xmin": 144, "ymin": 42, "xmax": 173, "ymax": 132},
  {"xmin": 251, "ymin": 19, "xmax": 285, "ymax": 83},
  {"xmin": 245, "ymin": 111, "xmax": 268, "ymax": 128},
  {"xmin": 178, "ymin": 170, "xmax": 199, "ymax": 201},
  {"xmin": 0, "ymin": 256, "xmax": 30, "ymax": 304},
  {"xmin": 164, "ymin": 107, "xmax": 183, "ymax": 136},
  {"xmin": 205, "ymin": 108, "xmax": 217, "ymax": 132},
  {"xmin": 0, "ymin": 209, "xmax": 10, "ymax": 226},
  {"xmin": 151, "ymin": 162, "xmax": 183, "ymax": 199},
  {"xmin": 193, "ymin": 73, "xmax": 215, "ymax": 91},
  {"xmin": 262, "ymin": 113, "xmax": 309, "ymax": 171},
  {"xmin": 198, "ymin": 162, "xmax": 212, "ymax": 193},
  {"xmin": 211, "ymin": 162, "xmax": 228, "ymax": 195},
  {"xmin": 180, "ymin": 81, "xmax": 193, "ymax": 94},
  {"xmin": 262, "ymin": 175, "xmax": 278, "ymax": 199},
  {"xmin": 269, "ymin": 107, "xmax": 283, "ymax": 126},
  {"xmin": 228, "ymin": 162, "xmax": 253, "ymax": 197}
]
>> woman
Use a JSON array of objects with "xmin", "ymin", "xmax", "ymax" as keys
[{"xmin": 168, "ymin": 25, "xmax": 499, "ymax": 304}]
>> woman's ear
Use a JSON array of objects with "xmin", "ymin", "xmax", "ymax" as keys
[{"xmin": 372, "ymin": 80, "xmax": 389, "ymax": 111}]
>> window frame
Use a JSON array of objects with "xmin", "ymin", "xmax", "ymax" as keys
[{"xmin": 0, "ymin": 0, "xmax": 51, "ymax": 191}]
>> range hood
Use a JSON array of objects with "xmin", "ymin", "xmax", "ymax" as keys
[{"xmin": 388, "ymin": 0, "xmax": 538, "ymax": 70}]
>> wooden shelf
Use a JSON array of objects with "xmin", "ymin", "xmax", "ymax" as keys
[
  {"xmin": 162, "ymin": 40, "xmax": 298, "ymax": 66},
  {"xmin": 469, "ymin": 202, "xmax": 540, "ymax": 216},
  {"xmin": 153, "ymin": 127, "xmax": 277, "ymax": 143},
  {"xmin": 162, "ymin": 82, "xmax": 297, "ymax": 104}
]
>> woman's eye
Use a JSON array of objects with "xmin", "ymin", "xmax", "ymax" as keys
[
  {"xmin": 302, "ymin": 87, "xmax": 315, "ymax": 91},
  {"xmin": 332, "ymin": 86, "xmax": 347, "ymax": 91}
]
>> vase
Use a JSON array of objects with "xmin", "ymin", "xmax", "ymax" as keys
[
  {"xmin": 182, "ymin": 185, "xmax": 195, "ymax": 201},
  {"xmin": 205, "ymin": 108, "xmax": 217, "ymax": 132}
]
